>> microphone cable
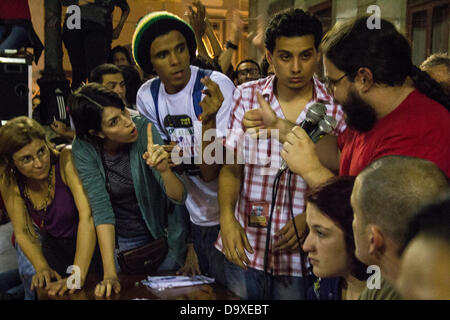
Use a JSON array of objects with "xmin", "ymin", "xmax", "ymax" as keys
[
  {"xmin": 287, "ymin": 170, "xmax": 309, "ymax": 299},
  {"xmin": 262, "ymin": 168, "xmax": 283, "ymax": 299},
  {"xmin": 262, "ymin": 169, "xmax": 310, "ymax": 299}
]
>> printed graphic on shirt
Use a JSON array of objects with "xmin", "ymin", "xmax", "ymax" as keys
[{"xmin": 163, "ymin": 114, "xmax": 201, "ymax": 175}]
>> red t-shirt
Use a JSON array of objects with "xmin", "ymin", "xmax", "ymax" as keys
[
  {"xmin": 0, "ymin": 0, "xmax": 31, "ymax": 20},
  {"xmin": 338, "ymin": 90, "xmax": 450, "ymax": 177}
]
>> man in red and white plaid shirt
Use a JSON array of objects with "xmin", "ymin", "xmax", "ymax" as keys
[{"xmin": 216, "ymin": 8, "xmax": 346, "ymax": 299}]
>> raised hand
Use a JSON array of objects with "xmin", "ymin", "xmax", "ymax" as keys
[
  {"xmin": 162, "ymin": 142, "xmax": 183, "ymax": 168},
  {"xmin": 199, "ymin": 77, "xmax": 224, "ymax": 123},
  {"xmin": 243, "ymin": 92, "xmax": 279, "ymax": 138},
  {"xmin": 230, "ymin": 10, "xmax": 243, "ymax": 45},
  {"xmin": 281, "ymin": 126, "xmax": 320, "ymax": 177},
  {"xmin": 248, "ymin": 15, "xmax": 265, "ymax": 54},
  {"xmin": 143, "ymin": 123, "xmax": 170, "ymax": 173},
  {"xmin": 188, "ymin": 1, "xmax": 207, "ymax": 37},
  {"xmin": 50, "ymin": 119, "xmax": 75, "ymax": 139}
]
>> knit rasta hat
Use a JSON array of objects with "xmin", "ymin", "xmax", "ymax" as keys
[{"xmin": 132, "ymin": 11, "xmax": 197, "ymax": 74}]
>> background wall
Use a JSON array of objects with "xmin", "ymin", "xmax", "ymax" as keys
[{"xmin": 29, "ymin": 0, "xmax": 449, "ymax": 90}]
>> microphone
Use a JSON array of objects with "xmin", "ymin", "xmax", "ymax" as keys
[
  {"xmin": 278, "ymin": 115, "xmax": 337, "ymax": 173},
  {"xmin": 310, "ymin": 115, "xmax": 337, "ymax": 143},
  {"xmin": 300, "ymin": 102, "xmax": 327, "ymax": 134},
  {"xmin": 278, "ymin": 103, "xmax": 327, "ymax": 173}
]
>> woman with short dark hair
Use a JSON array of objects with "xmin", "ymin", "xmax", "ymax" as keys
[
  {"xmin": 69, "ymin": 83, "xmax": 189, "ymax": 298},
  {"xmin": 303, "ymin": 176, "xmax": 368, "ymax": 300}
]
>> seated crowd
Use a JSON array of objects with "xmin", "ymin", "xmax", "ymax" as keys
[{"xmin": 0, "ymin": 0, "xmax": 449, "ymax": 301}]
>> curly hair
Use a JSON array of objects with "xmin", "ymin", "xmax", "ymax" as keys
[{"xmin": 264, "ymin": 8, "xmax": 323, "ymax": 53}]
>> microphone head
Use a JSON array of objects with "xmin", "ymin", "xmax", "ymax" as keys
[
  {"xmin": 317, "ymin": 119, "xmax": 333, "ymax": 135},
  {"xmin": 322, "ymin": 115, "xmax": 337, "ymax": 131},
  {"xmin": 305, "ymin": 103, "xmax": 327, "ymax": 124}
]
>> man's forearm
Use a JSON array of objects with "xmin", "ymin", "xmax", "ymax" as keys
[
  {"xmin": 274, "ymin": 118, "xmax": 296, "ymax": 144},
  {"xmin": 199, "ymin": 117, "xmax": 221, "ymax": 182},
  {"xmin": 302, "ymin": 166, "xmax": 336, "ymax": 189},
  {"xmin": 205, "ymin": 22, "xmax": 223, "ymax": 57},
  {"xmin": 114, "ymin": 2, "xmax": 130, "ymax": 30},
  {"xmin": 195, "ymin": 34, "xmax": 212, "ymax": 60},
  {"xmin": 218, "ymin": 164, "xmax": 242, "ymax": 222}
]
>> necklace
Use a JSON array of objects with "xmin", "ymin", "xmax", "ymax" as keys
[{"xmin": 23, "ymin": 165, "xmax": 54, "ymax": 228}]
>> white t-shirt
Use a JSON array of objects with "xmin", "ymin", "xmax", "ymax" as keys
[{"xmin": 137, "ymin": 65, "xmax": 236, "ymax": 226}]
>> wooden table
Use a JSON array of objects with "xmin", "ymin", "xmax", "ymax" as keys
[{"xmin": 36, "ymin": 272, "xmax": 240, "ymax": 300}]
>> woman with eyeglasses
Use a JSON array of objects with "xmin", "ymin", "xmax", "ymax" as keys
[
  {"xmin": 0, "ymin": 116, "xmax": 101, "ymax": 299},
  {"xmin": 68, "ymin": 83, "xmax": 188, "ymax": 298}
]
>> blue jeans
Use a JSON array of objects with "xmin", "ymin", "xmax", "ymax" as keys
[
  {"xmin": 0, "ymin": 24, "xmax": 29, "ymax": 50},
  {"xmin": 224, "ymin": 259, "xmax": 313, "ymax": 300},
  {"xmin": 116, "ymin": 234, "xmax": 181, "ymax": 273},
  {"xmin": 191, "ymin": 223, "xmax": 227, "ymax": 286},
  {"xmin": 15, "ymin": 243, "xmax": 36, "ymax": 300},
  {"xmin": 0, "ymin": 269, "xmax": 24, "ymax": 299}
]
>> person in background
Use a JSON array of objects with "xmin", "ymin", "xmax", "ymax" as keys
[
  {"xmin": 303, "ymin": 176, "xmax": 368, "ymax": 300},
  {"xmin": 0, "ymin": 117, "xmax": 101, "ymax": 299},
  {"xmin": 396, "ymin": 192, "xmax": 450, "ymax": 300},
  {"xmin": 233, "ymin": 59, "xmax": 261, "ymax": 86},
  {"xmin": 187, "ymin": 1, "xmax": 242, "ymax": 79},
  {"xmin": 50, "ymin": 63, "xmax": 139, "ymax": 142},
  {"xmin": 61, "ymin": 0, "xmax": 130, "ymax": 90},
  {"xmin": 108, "ymin": 45, "xmax": 133, "ymax": 66},
  {"xmin": 90, "ymin": 64, "xmax": 129, "ymax": 108},
  {"xmin": 187, "ymin": 1, "xmax": 222, "ymax": 67},
  {"xmin": 260, "ymin": 57, "xmax": 275, "ymax": 78},
  {"xmin": 0, "ymin": 0, "xmax": 43, "ymax": 64},
  {"xmin": 420, "ymin": 53, "xmax": 450, "ymax": 99},
  {"xmin": 118, "ymin": 64, "xmax": 143, "ymax": 109}
]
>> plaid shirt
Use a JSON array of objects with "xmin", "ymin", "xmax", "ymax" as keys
[{"xmin": 215, "ymin": 76, "xmax": 346, "ymax": 276}]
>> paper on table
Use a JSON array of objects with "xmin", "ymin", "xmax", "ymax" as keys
[{"xmin": 142, "ymin": 275, "xmax": 215, "ymax": 290}]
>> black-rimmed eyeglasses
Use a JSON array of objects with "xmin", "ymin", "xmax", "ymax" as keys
[{"xmin": 324, "ymin": 73, "xmax": 348, "ymax": 93}]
